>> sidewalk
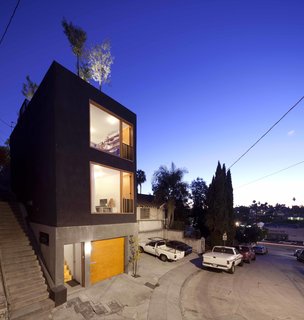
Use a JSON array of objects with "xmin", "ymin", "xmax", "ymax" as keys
[{"xmin": 51, "ymin": 253, "xmax": 202, "ymax": 320}]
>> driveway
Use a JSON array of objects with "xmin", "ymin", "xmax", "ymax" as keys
[
  {"xmin": 51, "ymin": 252, "xmax": 198, "ymax": 320},
  {"xmin": 181, "ymin": 245, "xmax": 304, "ymax": 320}
]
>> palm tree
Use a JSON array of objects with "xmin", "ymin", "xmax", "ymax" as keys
[
  {"xmin": 152, "ymin": 162, "xmax": 188, "ymax": 228},
  {"xmin": 136, "ymin": 170, "xmax": 146, "ymax": 194},
  {"xmin": 62, "ymin": 18, "xmax": 87, "ymax": 76}
]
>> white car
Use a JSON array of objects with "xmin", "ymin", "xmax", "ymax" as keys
[
  {"xmin": 202, "ymin": 246, "xmax": 243, "ymax": 274},
  {"xmin": 139, "ymin": 239, "xmax": 185, "ymax": 262}
]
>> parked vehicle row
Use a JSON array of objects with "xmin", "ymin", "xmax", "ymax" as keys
[
  {"xmin": 202, "ymin": 243, "xmax": 268, "ymax": 274},
  {"xmin": 138, "ymin": 238, "xmax": 192, "ymax": 262},
  {"xmin": 235, "ymin": 245, "xmax": 256, "ymax": 263},
  {"xmin": 252, "ymin": 245, "xmax": 268, "ymax": 255}
]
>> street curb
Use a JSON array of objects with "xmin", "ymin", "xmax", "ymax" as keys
[{"xmin": 147, "ymin": 255, "xmax": 202, "ymax": 320}]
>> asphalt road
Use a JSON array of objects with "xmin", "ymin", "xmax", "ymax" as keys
[{"xmin": 181, "ymin": 245, "xmax": 304, "ymax": 320}]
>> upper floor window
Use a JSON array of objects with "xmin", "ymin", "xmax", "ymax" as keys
[
  {"xmin": 90, "ymin": 102, "xmax": 134, "ymax": 161},
  {"xmin": 90, "ymin": 163, "xmax": 134, "ymax": 214}
]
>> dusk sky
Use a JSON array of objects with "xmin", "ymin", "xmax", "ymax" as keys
[{"xmin": 1, "ymin": 0, "xmax": 303, "ymax": 207}]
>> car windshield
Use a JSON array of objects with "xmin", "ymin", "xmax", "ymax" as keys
[
  {"xmin": 239, "ymin": 246, "xmax": 249, "ymax": 252},
  {"xmin": 213, "ymin": 247, "xmax": 234, "ymax": 254}
]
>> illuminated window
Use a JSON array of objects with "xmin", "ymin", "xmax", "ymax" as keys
[
  {"xmin": 90, "ymin": 103, "xmax": 134, "ymax": 161},
  {"xmin": 90, "ymin": 163, "xmax": 134, "ymax": 214}
]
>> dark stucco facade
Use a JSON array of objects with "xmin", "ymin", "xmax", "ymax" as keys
[{"xmin": 10, "ymin": 61, "xmax": 137, "ymax": 227}]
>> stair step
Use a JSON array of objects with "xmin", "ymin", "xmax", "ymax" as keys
[
  {"xmin": 0, "ymin": 239, "xmax": 30, "ymax": 247},
  {"xmin": 0, "ymin": 233, "xmax": 27, "ymax": 240},
  {"xmin": 6, "ymin": 269, "xmax": 43, "ymax": 285},
  {"xmin": 3, "ymin": 260, "xmax": 40, "ymax": 275},
  {"xmin": 2, "ymin": 246, "xmax": 36, "ymax": 263},
  {"xmin": 8, "ymin": 277, "xmax": 46, "ymax": 294},
  {"xmin": 9, "ymin": 281, "xmax": 47, "ymax": 299},
  {"xmin": 3, "ymin": 253, "xmax": 36, "ymax": 265},
  {"xmin": 10, "ymin": 289, "xmax": 49, "ymax": 311},
  {"xmin": 1, "ymin": 245, "xmax": 33, "ymax": 254},
  {"xmin": 9, "ymin": 298, "xmax": 54, "ymax": 320}
]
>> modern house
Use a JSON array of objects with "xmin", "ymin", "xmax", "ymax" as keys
[{"xmin": 10, "ymin": 61, "xmax": 137, "ymax": 293}]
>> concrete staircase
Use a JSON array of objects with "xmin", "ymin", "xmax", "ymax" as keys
[{"xmin": 0, "ymin": 201, "xmax": 54, "ymax": 319}]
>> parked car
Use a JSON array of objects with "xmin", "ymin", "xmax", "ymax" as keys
[
  {"xmin": 294, "ymin": 248, "xmax": 304, "ymax": 258},
  {"xmin": 202, "ymin": 246, "xmax": 243, "ymax": 274},
  {"xmin": 297, "ymin": 250, "xmax": 304, "ymax": 263},
  {"xmin": 165, "ymin": 240, "xmax": 192, "ymax": 256},
  {"xmin": 235, "ymin": 245, "xmax": 256, "ymax": 263},
  {"xmin": 252, "ymin": 245, "xmax": 268, "ymax": 255},
  {"xmin": 139, "ymin": 239, "xmax": 184, "ymax": 262}
]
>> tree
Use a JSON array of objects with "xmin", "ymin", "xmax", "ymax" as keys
[
  {"xmin": 22, "ymin": 75, "xmax": 38, "ymax": 100},
  {"xmin": 152, "ymin": 162, "xmax": 189, "ymax": 228},
  {"xmin": 205, "ymin": 162, "xmax": 234, "ymax": 247},
  {"xmin": 190, "ymin": 178, "xmax": 208, "ymax": 236},
  {"xmin": 88, "ymin": 40, "xmax": 114, "ymax": 90},
  {"xmin": 62, "ymin": 18, "xmax": 87, "ymax": 76},
  {"xmin": 136, "ymin": 169, "xmax": 146, "ymax": 194},
  {"xmin": 79, "ymin": 59, "xmax": 91, "ymax": 82},
  {"xmin": 128, "ymin": 235, "xmax": 140, "ymax": 277}
]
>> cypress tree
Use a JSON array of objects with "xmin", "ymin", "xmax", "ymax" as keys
[{"xmin": 206, "ymin": 162, "xmax": 235, "ymax": 247}]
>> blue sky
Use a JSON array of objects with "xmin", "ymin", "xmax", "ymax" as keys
[{"xmin": 0, "ymin": 0, "xmax": 303, "ymax": 207}]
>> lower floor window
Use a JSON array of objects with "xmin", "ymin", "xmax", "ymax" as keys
[
  {"xmin": 140, "ymin": 208, "xmax": 150, "ymax": 219},
  {"xmin": 90, "ymin": 163, "xmax": 134, "ymax": 214}
]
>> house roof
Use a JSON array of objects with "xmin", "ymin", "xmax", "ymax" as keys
[{"xmin": 137, "ymin": 194, "xmax": 164, "ymax": 208}]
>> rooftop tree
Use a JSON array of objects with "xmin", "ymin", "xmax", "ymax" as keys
[
  {"xmin": 88, "ymin": 40, "xmax": 114, "ymax": 91},
  {"xmin": 62, "ymin": 18, "xmax": 87, "ymax": 76},
  {"xmin": 22, "ymin": 75, "xmax": 38, "ymax": 100}
]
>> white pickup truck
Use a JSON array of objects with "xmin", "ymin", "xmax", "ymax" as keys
[
  {"xmin": 139, "ymin": 238, "xmax": 185, "ymax": 262},
  {"xmin": 202, "ymin": 246, "xmax": 243, "ymax": 274}
]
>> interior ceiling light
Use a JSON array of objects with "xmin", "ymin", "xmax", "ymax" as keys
[{"xmin": 107, "ymin": 115, "xmax": 118, "ymax": 125}]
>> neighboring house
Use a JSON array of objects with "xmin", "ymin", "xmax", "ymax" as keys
[
  {"xmin": 137, "ymin": 194, "xmax": 165, "ymax": 240},
  {"xmin": 10, "ymin": 61, "xmax": 137, "ymax": 291}
]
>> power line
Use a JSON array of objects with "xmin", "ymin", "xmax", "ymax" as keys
[
  {"xmin": 236, "ymin": 160, "xmax": 304, "ymax": 189},
  {"xmin": 0, "ymin": 0, "xmax": 21, "ymax": 46},
  {"xmin": 0, "ymin": 118, "xmax": 11, "ymax": 128},
  {"xmin": 228, "ymin": 95, "xmax": 304, "ymax": 170}
]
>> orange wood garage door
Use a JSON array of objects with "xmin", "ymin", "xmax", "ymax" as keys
[{"xmin": 90, "ymin": 237, "xmax": 124, "ymax": 284}]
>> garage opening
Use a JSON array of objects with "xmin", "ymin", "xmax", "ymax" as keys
[{"xmin": 90, "ymin": 237, "xmax": 125, "ymax": 285}]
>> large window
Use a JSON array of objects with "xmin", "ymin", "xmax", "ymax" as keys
[
  {"xmin": 90, "ymin": 103, "xmax": 134, "ymax": 161},
  {"xmin": 90, "ymin": 163, "xmax": 134, "ymax": 214}
]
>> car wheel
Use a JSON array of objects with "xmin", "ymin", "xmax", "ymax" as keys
[
  {"xmin": 139, "ymin": 246, "xmax": 144, "ymax": 253},
  {"xmin": 239, "ymin": 260, "xmax": 244, "ymax": 267},
  {"xmin": 248, "ymin": 258, "xmax": 251, "ymax": 264},
  {"xmin": 253, "ymin": 256, "xmax": 256, "ymax": 261},
  {"xmin": 160, "ymin": 254, "xmax": 168, "ymax": 262},
  {"xmin": 229, "ymin": 264, "xmax": 235, "ymax": 274}
]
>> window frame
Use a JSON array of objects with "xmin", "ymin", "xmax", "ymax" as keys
[
  {"xmin": 89, "ymin": 100, "xmax": 134, "ymax": 162},
  {"xmin": 90, "ymin": 162, "xmax": 135, "ymax": 215}
]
